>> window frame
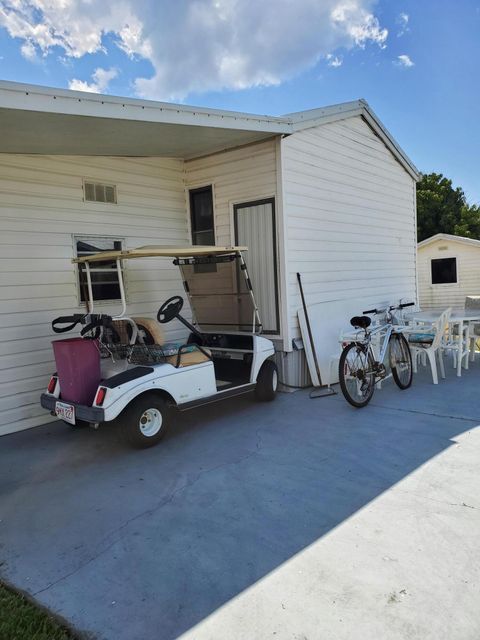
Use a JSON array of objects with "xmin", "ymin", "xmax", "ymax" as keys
[
  {"xmin": 188, "ymin": 184, "xmax": 216, "ymax": 246},
  {"xmin": 73, "ymin": 235, "xmax": 127, "ymax": 307},
  {"xmin": 430, "ymin": 256, "xmax": 459, "ymax": 286}
]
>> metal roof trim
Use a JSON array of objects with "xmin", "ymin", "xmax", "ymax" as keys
[
  {"xmin": 0, "ymin": 80, "xmax": 291, "ymax": 133},
  {"xmin": 286, "ymin": 99, "xmax": 420, "ymax": 181},
  {"xmin": 418, "ymin": 233, "xmax": 480, "ymax": 249}
]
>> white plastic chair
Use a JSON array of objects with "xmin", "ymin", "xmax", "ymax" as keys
[
  {"xmin": 408, "ymin": 308, "xmax": 451, "ymax": 384},
  {"xmin": 443, "ymin": 318, "xmax": 470, "ymax": 373},
  {"xmin": 465, "ymin": 296, "xmax": 480, "ymax": 362}
]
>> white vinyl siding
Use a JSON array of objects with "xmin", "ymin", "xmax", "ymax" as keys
[
  {"xmin": 184, "ymin": 140, "xmax": 278, "ymax": 247},
  {"xmin": 418, "ymin": 240, "xmax": 480, "ymax": 310},
  {"xmin": 0, "ymin": 155, "xmax": 189, "ymax": 435},
  {"xmin": 282, "ymin": 116, "xmax": 417, "ymax": 340}
]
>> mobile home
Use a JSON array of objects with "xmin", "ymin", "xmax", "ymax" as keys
[
  {"xmin": 0, "ymin": 80, "xmax": 419, "ymax": 434},
  {"xmin": 418, "ymin": 233, "xmax": 480, "ymax": 310}
]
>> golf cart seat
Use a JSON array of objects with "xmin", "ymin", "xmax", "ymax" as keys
[
  {"xmin": 132, "ymin": 317, "xmax": 165, "ymax": 345},
  {"xmin": 112, "ymin": 317, "xmax": 210, "ymax": 367},
  {"xmin": 110, "ymin": 317, "xmax": 166, "ymax": 345}
]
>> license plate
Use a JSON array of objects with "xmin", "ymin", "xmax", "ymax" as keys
[{"xmin": 55, "ymin": 401, "xmax": 75, "ymax": 425}]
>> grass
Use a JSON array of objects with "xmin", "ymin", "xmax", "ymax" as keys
[{"xmin": 0, "ymin": 582, "xmax": 76, "ymax": 640}]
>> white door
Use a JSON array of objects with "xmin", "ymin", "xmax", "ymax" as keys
[{"xmin": 234, "ymin": 198, "xmax": 279, "ymax": 334}]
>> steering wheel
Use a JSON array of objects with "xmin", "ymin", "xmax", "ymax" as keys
[{"xmin": 157, "ymin": 295, "xmax": 184, "ymax": 324}]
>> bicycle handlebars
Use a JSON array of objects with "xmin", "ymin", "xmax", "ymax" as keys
[{"xmin": 362, "ymin": 302, "xmax": 415, "ymax": 315}]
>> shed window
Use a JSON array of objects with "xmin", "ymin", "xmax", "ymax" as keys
[
  {"xmin": 84, "ymin": 181, "xmax": 117, "ymax": 204},
  {"xmin": 431, "ymin": 257, "xmax": 457, "ymax": 284},
  {"xmin": 189, "ymin": 186, "xmax": 215, "ymax": 245},
  {"xmin": 75, "ymin": 236, "xmax": 125, "ymax": 303}
]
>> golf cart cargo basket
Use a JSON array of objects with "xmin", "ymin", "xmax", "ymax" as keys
[{"xmin": 99, "ymin": 342, "xmax": 201, "ymax": 366}]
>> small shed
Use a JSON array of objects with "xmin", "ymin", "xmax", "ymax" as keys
[
  {"xmin": 418, "ymin": 233, "xmax": 480, "ymax": 310},
  {"xmin": 0, "ymin": 80, "xmax": 419, "ymax": 435}
]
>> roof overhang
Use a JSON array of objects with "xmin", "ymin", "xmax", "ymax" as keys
[
  {"xmin": 0, "ymin": 81, "xmax": 290, "ymax": 158},
  {"xmin": 0, "ymin": 81, "xmax": 418, "ymax": 176},
  {"xmin": 73, "ymin": 244, "xmax": 247, "ymax": 263}
]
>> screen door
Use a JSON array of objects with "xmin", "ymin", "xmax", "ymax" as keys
[{"xmin": 234, "ymin": 198, "xmax": 279, "ymax": 334}]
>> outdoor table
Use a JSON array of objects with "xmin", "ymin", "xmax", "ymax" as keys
[{"xmin": 407, "ymin": 309, "xmax": 480, "ymax": 377}]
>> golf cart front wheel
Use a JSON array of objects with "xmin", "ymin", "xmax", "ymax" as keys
[
  {"xmin": 119, "ymin": 393, "xmax": 170, "ymax": 448},
  {"xmin": 255, "ymin": 360, "xmax": 278, "ymax": 402}
]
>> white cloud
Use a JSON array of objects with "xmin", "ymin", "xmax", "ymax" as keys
[
  {"xmin": 20, "ymin": 39, "xmax": 36, "ymax": 60},
  {"xmin": 69, "ymin": 67, "xmax": 118, "ymax": 93},
  {"xmin": 0, "ymin": 0, "xmax": 389, "ymax": 100},
  {"xmin": 326, "ymin": 54, "xmax": 343, "ymax": 68},
  {"xmin": 331, "ymin": 4, "xmax": 387, "ymax": 49},
  {"xmin": 396, "ymin": 12, "xmax": 409, "ymax": 37},
  {"xmin": 0, "ymin": 0, "xmax": 138, "ymax": 58},
  {"xmin": 396, "ymin": 54, "xmax": 414, "ymax": 68}
]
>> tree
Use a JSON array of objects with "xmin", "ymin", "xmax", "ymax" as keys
[
  {"xmin": 416, "ymin": 173, "xmax": 467, "ymax": 242},
  {"xmin": 454, "ymin": 204, "xmax": 480, "ymax": 239}
]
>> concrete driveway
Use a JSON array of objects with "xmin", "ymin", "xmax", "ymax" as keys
[{"xmin": 1, "ymin": 362, "xmax": 479, "ymax": 640}]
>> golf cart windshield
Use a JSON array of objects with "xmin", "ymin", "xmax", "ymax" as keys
[
  {"xmin": 73, "ymin": 245, "xmax": 262, "ymax": 333},
  {"xmin": 175, "ymin": 253, "xmax": 261, "ymax": 333}
]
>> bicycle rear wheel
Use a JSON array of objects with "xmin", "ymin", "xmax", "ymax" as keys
[
  {"xmin": 389, "ymin": 333, "xmax": 413, "ymax": 390},
  {"xmin": 339, "ymin": 342, "xmax": 375, "ymax": 408}
]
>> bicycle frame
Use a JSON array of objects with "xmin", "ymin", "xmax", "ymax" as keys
[{"xmin": 364, "ymin": 323, "xmax": 395, "ymax": 369}]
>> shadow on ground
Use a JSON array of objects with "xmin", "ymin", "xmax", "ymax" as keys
[{"xmin": 1, "ymin": 360, "xmax": 479, "ymax": 639}]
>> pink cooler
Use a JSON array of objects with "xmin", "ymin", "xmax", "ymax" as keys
[{"xmin": 52, "ymin": 338, "xmax": 101, "ymax": 405}]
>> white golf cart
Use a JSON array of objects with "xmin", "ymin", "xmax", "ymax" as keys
[{"xmin": 41, "ymin": 245, "xmax": 278, "ymax": 447}]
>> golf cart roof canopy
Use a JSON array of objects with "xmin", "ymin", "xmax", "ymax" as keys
[{"xmin": 73, "ymin": 245, "xmax": 248, "ymax": 264}]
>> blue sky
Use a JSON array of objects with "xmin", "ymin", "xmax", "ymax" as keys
[{"xmin": 0, "ymin": 0, "xmax": 479, "ymax": 204}]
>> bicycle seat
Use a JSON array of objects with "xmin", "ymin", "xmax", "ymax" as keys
[{"xmin": 350, "ymin": 315, "xmax": 372, "ymax": 329}]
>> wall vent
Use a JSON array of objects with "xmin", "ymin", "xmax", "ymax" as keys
[{"xmin": 84, "ymin": 181, "xmax": 117, "ymax": 204}]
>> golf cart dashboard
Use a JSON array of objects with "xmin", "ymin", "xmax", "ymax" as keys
[{"xmin": 189, "ymin": 333, "xmax": 253, "ymax": 351}]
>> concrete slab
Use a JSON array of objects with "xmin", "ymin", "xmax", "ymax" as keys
[{"xmin": 1, "ymin": 359, "xmax": 479, "ymax": 639}]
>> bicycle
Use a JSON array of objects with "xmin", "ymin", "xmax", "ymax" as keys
[{"xmin": 338, "ymin": 302, "xmax": 414, "ymax": 407}]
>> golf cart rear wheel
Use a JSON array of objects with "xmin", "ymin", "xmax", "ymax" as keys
[
  {"xmin": 255, "ymin": 360, "xmax": 278, "ymax": 402},
  {"xmin": 119, "ymin": 394, "xmax": 170, "ymax": 448}
]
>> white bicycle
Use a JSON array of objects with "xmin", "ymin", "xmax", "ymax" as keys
[{"xmin": 339, "ymin": 302, "xmax": 414, "ymax": 408}]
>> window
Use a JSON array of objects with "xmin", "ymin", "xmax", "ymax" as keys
[
  {"xmin": 189, "ymin": 186, "xmax": 215, "ymax": 245},
  {"xmin": 75, "ymin": 236, "xmax": 125, "ymax": 303},
  {"xmin": 84, "ymin": 181, "xmax": 117, "ymax": 204},
  {"xmin": 431, "ymin": 257, "xmax": 457, "ymax": 284}
]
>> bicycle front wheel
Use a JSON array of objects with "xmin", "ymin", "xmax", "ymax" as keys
[
  {"xmin": 389, "ymin": 333, "xmax": 413, "ymax": 390},
  {"xmin": 339, "ymin": 343, "xmax": 375, "ymax": 408}
]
